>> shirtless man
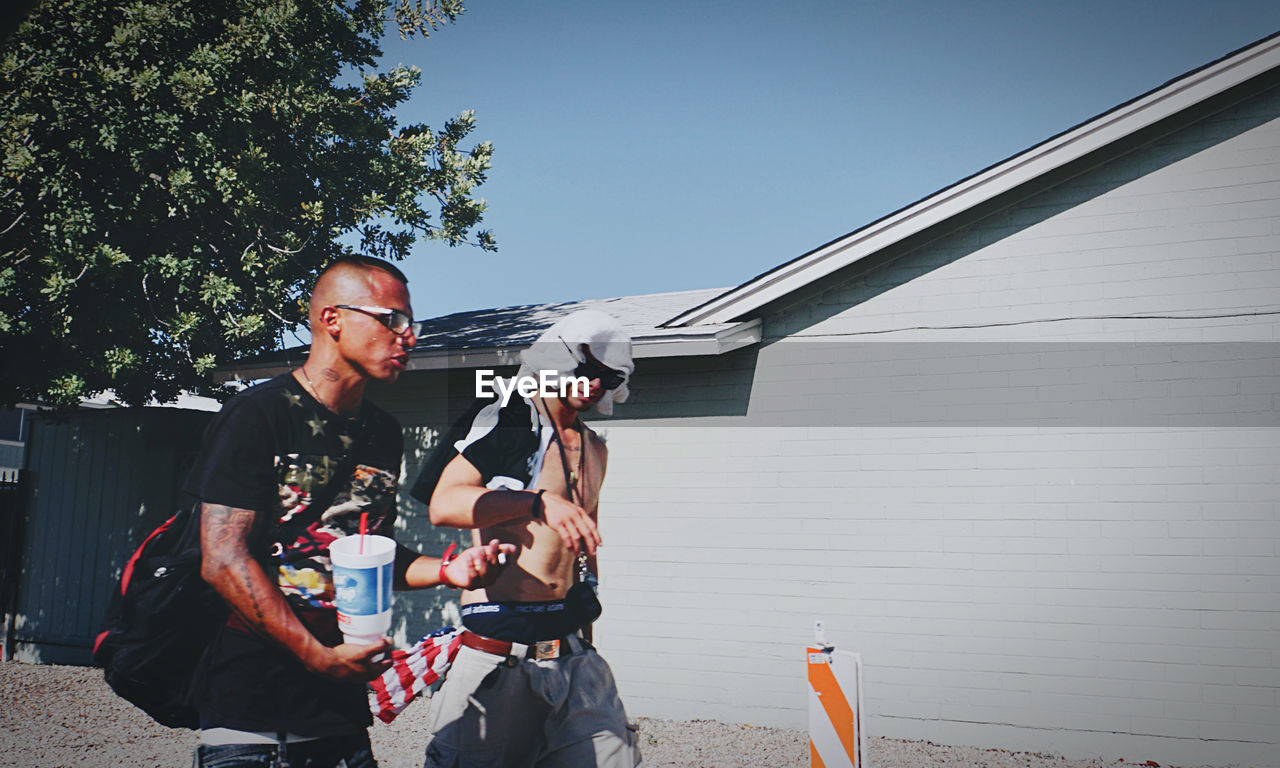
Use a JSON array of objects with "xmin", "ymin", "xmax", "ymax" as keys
[{"xmin": 410, "ymin": 309, "xmax": 642, "ymax": 768}]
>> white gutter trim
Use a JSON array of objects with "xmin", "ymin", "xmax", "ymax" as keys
[
  {"xmin": 664, "ymin": 35, "xmax": 1280, "ymax": 327},
  {"xmin": 630, "ymin": 317, "xmax": 762, "ymax": 358}
]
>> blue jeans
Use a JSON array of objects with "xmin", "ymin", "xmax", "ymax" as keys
[{"xmin": 194, "ymin": 732, "xmax": 376, "ymax": 768}]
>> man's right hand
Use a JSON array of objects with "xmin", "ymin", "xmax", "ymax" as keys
[
  {"xmin": 306, "ymin": 638, "xmax": 393, "ymax": 683},
  {"xmin": 540, "ymin": 493, "xmax": 601, "ymax": 556},
  {"xmin": 205, "ymin": 503, "xmax": 386, "ymax": 683}
]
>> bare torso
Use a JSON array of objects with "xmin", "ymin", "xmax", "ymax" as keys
[{"xmin": 461, "ymin": 416, "xmax": 606, "ymax": 605}]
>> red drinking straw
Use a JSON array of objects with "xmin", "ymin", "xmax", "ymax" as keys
[{"xmin": 359, "ymin": 511, "xmax": 368, "ymax": 554}]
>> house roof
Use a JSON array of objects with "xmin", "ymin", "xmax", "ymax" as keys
[
  {"xmin": 662, "ymin": 30, "xmax": 1280, "ymax": 328},
  {"xmin": 400, "ymin": 287, "xmax": 761, "ymax": 372},
  {"xmin": 221, "ymin": 287, "xmax": 761, "ymax": 381},
  {"xmin": 414, "ymin": 287, "xmax": 733, "ymax": 351},
  {"xmin": 225, "ymin": 32, "xmax": 1280, "ymax": 383}
]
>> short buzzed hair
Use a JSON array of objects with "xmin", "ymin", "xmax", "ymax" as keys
[{"xmin": 322, "ymin": 255, "xmax": 409, "ymax": 286}]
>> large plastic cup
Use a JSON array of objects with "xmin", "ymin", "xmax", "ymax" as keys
[{"xmin": 329, "ymin": 534, "xmax": 395, "ymax": 646}]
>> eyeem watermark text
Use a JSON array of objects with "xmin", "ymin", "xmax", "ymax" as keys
[{"xmin": 476, "ymin": 370, "xmax": 589, "ymax": 407}]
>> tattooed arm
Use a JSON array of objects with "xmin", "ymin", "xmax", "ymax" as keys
[{"xmin": 199, "ymin": 502, "xmax": 390, "ymax": 683}]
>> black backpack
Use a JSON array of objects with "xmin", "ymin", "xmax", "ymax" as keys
[
  {"xmin": 94, "ymin": 462, "xmax": 350, "ymax": 727},
  {"xmin": 93, "ymin": 505, "xmax": 224, "ymax": 729}
]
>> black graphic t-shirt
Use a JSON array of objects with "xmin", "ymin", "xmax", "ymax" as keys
[
  {"xmin": 409, "ymin": 394, "xmax": 546, "ymax": 506},
  {"xmin": 183, "ymin": 373, "xmax": 402, "ymax": 735}
]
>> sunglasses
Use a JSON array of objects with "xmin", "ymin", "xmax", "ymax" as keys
[
  {"xmin": 560, "ymin": 337, "xmax": 626, "ymax": 391},
  {"xmin": 333, "ymin": 305, "xmax": 423, "ymax": 337}
]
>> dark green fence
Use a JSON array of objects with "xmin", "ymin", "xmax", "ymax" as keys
[{"xmin": 7, "ymin": 408, "xmax": 213, "ymax": 664}]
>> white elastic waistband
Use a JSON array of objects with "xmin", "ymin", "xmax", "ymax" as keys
[{"xmin": 199, "ymin": 728, "xmax": 322, "ymax": 746}]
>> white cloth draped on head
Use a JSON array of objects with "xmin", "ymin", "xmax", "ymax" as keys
[{"xmin": 517, "ymin": 309, "xmax": 634, "ymax": 415}]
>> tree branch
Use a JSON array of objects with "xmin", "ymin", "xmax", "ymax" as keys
[
  {"xmin": 0, "ymin": 211, "xmax": 24, "ymax": 235},
  {"xmin": 265, "ymin": 237, "xmax": 309, "ymax": 255},
  {"xmin": 140, "ymin": 272, "xmax": 169, "ymax": 328}
]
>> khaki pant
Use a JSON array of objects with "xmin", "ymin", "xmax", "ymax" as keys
[{"xmin": 422, "ymin": 636, "xmax": 642, "ymax": 768}]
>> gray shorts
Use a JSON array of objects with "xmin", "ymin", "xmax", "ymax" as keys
[{"xmin": 422, "ymin": 635, "xmax": 641, "ymax": 768}]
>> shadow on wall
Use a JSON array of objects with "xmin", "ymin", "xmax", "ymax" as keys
[
  {"xmin": 377, "ymin": 346, "xmax": 762, "ymax": 642},
  {"xmin": 391, "ymin": 422, "xmax": 472, "ymax": 644},
  {"xmin": 611, "ymin": 347, "xmax": 759, "ymax": 422}
]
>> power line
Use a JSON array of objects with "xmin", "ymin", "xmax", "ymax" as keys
[{"xmin": 789, "ymin": 309, "xmax": 1280, "ymax": 338}]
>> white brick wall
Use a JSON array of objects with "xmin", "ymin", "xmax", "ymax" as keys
[{"xmin": 597, "ymin": 424, "xmax": 1280, "ymax": 766}]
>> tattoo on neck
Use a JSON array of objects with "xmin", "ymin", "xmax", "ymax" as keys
[{"xmin": 321, "ymin": 368, "xmax": 340, "ymax": 382}]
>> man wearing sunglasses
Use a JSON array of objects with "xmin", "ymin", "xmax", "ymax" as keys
[
  {"xmin": 410, "ymin": 309, "xmax": 641, "ymax": 768},
  {"xmin": 187, "ymin": 256, "xmax": 516, "ymax": 768}
]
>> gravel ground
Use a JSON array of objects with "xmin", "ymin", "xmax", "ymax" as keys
[{"xmin": 0, "ymin": 662, "xmax": 1183, "ymax": 768}]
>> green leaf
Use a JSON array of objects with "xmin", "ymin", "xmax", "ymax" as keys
[
  {"xmin": 104, "ymin": 346, "xmax": 140, "ymax": 377},
  {"xmin": 0, "ymin": 0, "xmax": 497, "ymax": 408}
]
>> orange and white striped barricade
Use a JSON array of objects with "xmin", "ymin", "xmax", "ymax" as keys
[{"xmin": 807, "ymin": 631, "xmax": 865, "ymax": 768}]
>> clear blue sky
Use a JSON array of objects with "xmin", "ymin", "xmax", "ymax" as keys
[{"xmin": 376, "ymin": 1, "xmax": 1280, "ymax": 321}]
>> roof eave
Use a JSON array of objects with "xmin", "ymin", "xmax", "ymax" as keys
[
  {"xmin": 663, "ymin": 32, "xmax": 1280, "ymax": 328},
  {"xmin": 215, "ymin": 318, "xmax": 762, "ymax": 382}
]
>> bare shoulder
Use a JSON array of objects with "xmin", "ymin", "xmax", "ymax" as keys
[
  {"xmin": 581, "ymin": 423, "xmax": 608, "ymax": 452},
  {"xmin": 582, "ymin": 424, "xmax": 609, "ymax": 471}
]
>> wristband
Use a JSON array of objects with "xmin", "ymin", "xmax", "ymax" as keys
[
  {"xmin": 438, "ymin": 542, "xmax": 458, "ymax": 588},
  {"xmin": 530, "ymin": 489, "xmax": 546, "ymax": 519}
]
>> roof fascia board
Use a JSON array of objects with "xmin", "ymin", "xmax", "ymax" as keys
[
  {"xmin": 664, "ymin": 34, "xmax": 1280, "ymax": 328},
  {"xmin": 630, "ymin": 317, "xmax": 762, "ymax": 358}
]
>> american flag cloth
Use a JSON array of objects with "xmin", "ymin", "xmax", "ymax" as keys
[{"xmin": 368, "ymin": 627, "xmax": 464, "ymax": 723}]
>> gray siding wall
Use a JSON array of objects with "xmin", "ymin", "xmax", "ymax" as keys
[
  {"xmin": 594, "ymin": 88, "xmax": 1280, "ymax": 767},
  {"xmin": 373, "ymin": 86, "xmax": 1280, "ymax": 767}
]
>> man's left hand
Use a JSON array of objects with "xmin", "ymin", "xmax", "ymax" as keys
[{"xmin": 442, "ymin": 538, "xmax": 519, "ymax": 589}]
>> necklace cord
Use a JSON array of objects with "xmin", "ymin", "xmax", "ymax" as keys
[
  {"xmin": 535, "ymin": 398, "xmax": 590, "ymax": 575},
  {"xmin": 298, "ymin": 366, "xmax": 324, "ymax": 409}
]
